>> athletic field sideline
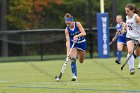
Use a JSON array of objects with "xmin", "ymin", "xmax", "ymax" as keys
[{"xmin": 0, "ymin": 57, "xmax": 140, "ymax": 93}]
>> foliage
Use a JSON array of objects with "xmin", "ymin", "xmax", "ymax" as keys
[
  {"xmin": 5, "ymin": 0, "xmax": 140, "ymax": 30},
  {"xmin": 62, "ymin": 0, "xmax": 111, "ymax": 27},
  {"xmin": 117, "ymin": 0, "xmax": 132, "ymax": 17},
  {"xmin": 5, "ymin": 0, "xmax": 112, "ymax": 30},
  {"xmin": 6, "ymin": 0, "xmax": 63, "ymax": 30}
]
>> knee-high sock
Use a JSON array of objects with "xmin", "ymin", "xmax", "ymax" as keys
[
  {"xmin": 117, "ymin": 51, "xmax": 122, "ymax": 62},
  {"xmin": 127, "ymin": 54, "xmax": 134, "ymax": 70},
  {"xmin": 71, "ymin": 59, "xmax": 77, "ymax": 77}
]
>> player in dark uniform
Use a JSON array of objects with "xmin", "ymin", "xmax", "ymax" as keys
[{"xmin": 64, "ymin": 13, "xmax": 87, "ymax": 81}]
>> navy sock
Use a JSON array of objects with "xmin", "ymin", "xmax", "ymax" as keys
[
  {"xmin": 71, "ymin": 59, "xmax": 77, "ymax": 77},
  {"xmin": 117, "ymin": 51, "xmax": 122, "ymax": 62}
]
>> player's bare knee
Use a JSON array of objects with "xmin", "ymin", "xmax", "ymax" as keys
[
  {"xmin": 128, "ymin": 49, "xmax": 133, "ymax": 54},
  {"xmin": 70, "ymin": 58, "xmax": 76, "ymax": 63},
  {"xmin": 79, "ymin": 60, "xmax": 84, "ymax": 64},
  {"xmin": 79, "ymin": 56, "xmax": 84, "ymax": 63},
  {"xmin": 79, "ymin": 58, "xmax": 84, "ymax": 64},
  {"xmin": 118, "ymin": 49, "xmax": 122, "ymax": 52},
  {"xmin": 118, "ymin": 48, "xmax": 122, "ymax": 51}
]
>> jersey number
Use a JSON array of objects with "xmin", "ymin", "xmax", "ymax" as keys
[{"xmin": 128, "ymin": 25, "xmax": 133, "ymax": 30}]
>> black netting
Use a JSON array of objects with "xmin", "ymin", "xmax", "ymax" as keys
[
  {"xmin": 0, "ymin": 29, "xmax": 66, "ymax": 61},
  {"xmin": 0, "ymin": 28, "xmax": 116, "ymax": 62}
]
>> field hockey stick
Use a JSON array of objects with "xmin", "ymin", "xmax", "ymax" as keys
[
  {"xmin": 109, "ymin": 30, "xmax": 121, "ymax": 45},
  {"xmin": 121, "ymin": 40, "xmax": 138, "ymax": 70},
  {"xmin": 109, "ymin": 37, "xmax": 117, "ymax": 45},
  {"xmin": 55, "ymin": 42, "xmax": 75, "ymax": 81},
  {"xmin": 109, "ymin": 40, "xmax": 114, "ymax": 45}
]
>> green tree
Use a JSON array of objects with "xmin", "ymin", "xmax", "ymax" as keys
[
  {"xmin": 6, "ymin": 0, "xmax": 113, "ymax": 30},
  {"xmin": 6, "ymin": 0, "xmax": 140, "ymax": 30},
  {"xmin": 6, "ymin": 0, "xmax": 63, "ymax": 30},
  {"xmin": 6, "ymin": 0, "xmax": 112, "ymax": 29},
  {"xmin": 117, "ymin": 0, "xmax": 132, "ymax": 17}
]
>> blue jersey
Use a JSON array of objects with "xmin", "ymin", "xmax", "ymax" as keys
[
  {"xmin": 115, "ymin": 22, "xmax": 126, "ymax": 44},
  {"xmin": 116, "ymin": 22, "xmax": 126, "ymax": 38},
  {"xmin": 66, "ymin": 22, "xmax": 87, "ymax": 51}
]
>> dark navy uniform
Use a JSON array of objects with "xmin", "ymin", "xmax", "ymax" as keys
[{"xmin": 66, "ymin": 22, "xmax": 87, "ymax": 51}]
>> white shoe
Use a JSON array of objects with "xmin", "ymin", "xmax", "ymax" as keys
[
  {"xmin": 130, "ymin": 68, "xmax": 135, "ymax": 75},
  {"xmin": 138, "ymin": 62, "xmax": 140, "ymax": 69},
  {"xmin": 71, "ymin": 76, "xmax": 77, "ymax": 81}
]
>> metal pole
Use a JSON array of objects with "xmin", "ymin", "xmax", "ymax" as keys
[
  {"xmin": 1, "ymin": 0, "xmax": 8, "ymax": 56},
  {"xmin": 88, "ymin": 0, "xmax": 93, "ymax": 58},
  {"xmin": 100, "ymin": 0, "xmax": 104, "ymax": 13},
  {"xmin": 40, "ymin": 32, "xmax": 43, "ymax": 61},
  {"xmin": 111, "ymin": 0, "xmax": 117, "ymax": 56}
]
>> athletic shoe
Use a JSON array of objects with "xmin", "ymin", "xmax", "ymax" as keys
[
  {"xmin": 115, "ymin": 59, "xmax": 121, "ymax": 64},
  {"xmin": 71, "ymin": 76, "xmax": 77, "ymax": 81},
  {"xmin": 130, "ymin": 68, "xmax": 135, "ymax": 75},
  {"xmin": 133, "ymin": 53, "xmax": 137, "ymax": 59},
  {"xmin": 138, "ymin": 62, "xmax": 140, "ymax": 69}
]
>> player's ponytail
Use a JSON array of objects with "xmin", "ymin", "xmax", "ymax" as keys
[
  {"xmin": 64, "ymin": 13, "xmax": 73, "ymax": 19},
  {"xmin": 134, "ymin": 7, "xmax": 140, "ymax": 16},
  {"xmin": 64, "ymin": 13, "xmax": 74, "ymax": 21},
  {"xmin": 132, "ymin": 4, "xmax": 140, "ymax": 16}
]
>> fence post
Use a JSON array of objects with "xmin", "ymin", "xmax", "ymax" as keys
[{"xmin": 40, "ymin": 31, "xmax": 43, "ymax": 61}]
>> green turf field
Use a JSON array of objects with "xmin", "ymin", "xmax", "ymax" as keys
[{"xmin": 0, "ymin": 57, "xmax": 140, "ymax": 93}]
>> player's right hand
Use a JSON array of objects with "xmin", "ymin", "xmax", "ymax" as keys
[
  {"xmin": 112, "ymin": 38, "xmax": 116, "ymax": 42},
  {"xmin": 121, "ymin": 30, "xmax": 126, "ymax": 34}
]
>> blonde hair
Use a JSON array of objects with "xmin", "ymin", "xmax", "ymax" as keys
[{"xmin": 116, "ymin": 15, "xmax": 122, "ymax": 18}]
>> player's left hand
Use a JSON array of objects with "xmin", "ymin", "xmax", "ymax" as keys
[{"xmin": 73, "ymin": 36, "xmax": 78, "ymax": 43}]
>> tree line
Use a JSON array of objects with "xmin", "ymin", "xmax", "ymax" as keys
[{"xmin": 1, "ymin": 0, "xmax": 138, "ymax": 30}]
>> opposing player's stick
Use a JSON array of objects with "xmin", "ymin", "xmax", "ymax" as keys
[
  {"xmin": 109, "ymin": 31, "xmax": 121, "ymax": 45},
  {"xmin": 121, "ymin": 40, "xmax": 138, "ymax": 70},
  {"xmin": 55, "ymin": 42, "xmax": 75, "ymax": 81},
  {"xmin": 109, "ymin": 40, "xmax": 114, "ymax": 45}
]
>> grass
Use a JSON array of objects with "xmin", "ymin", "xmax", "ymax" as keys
[
  {"xmin": 0, "ymin": 57, "xmax": 140, "ymax": 93},
  {"xmin": 0, "ymin": 52, "xmax": 125, "ymax": 62}
]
